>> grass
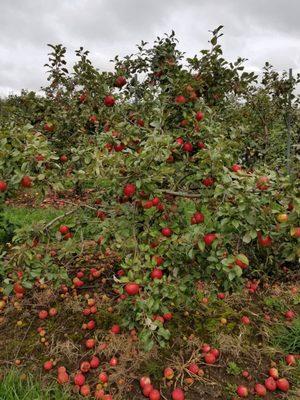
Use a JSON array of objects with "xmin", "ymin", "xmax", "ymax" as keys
[
  {"xmin": 2, "ymin": 206, "xmax": 101, "ymax": 241},
  {"xmin": 271, "ymin": 318, "xmax": 300, "ymax": 354},
  {"xmin": 2, "ymin": 207, "xmax": 63, "ymax": 228},
  {"xmin": 0, "ymin": 369, "xmax": 73, "ymax": 400}
]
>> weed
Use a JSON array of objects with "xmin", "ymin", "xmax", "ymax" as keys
[{"xmin": 226, "ymin": 361, "xmax": 242, "ymax": 376}]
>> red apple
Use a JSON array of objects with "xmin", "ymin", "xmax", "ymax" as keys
[
  {"xmin": 79, "ymin": 93, "xmax": 87, "ymax": 103},
  {"xmin": 268, "ymin": 368, "xmax": 279, "ymax": 379},
  {"xmin": 202, "ymin": 177, "xmax": 214, "ymax": 187},
  {"xmin": 43, "ymin": 361, "xmax": 53, "ymax": 371},
  {"xmin": 204, "ymin": 352, "xmax": 216, "ymax": 364},
  {"xmin": 285, "ymin": 354, "xmax": 296, "ymax": 366},
  {"xmin": 143, "ymin": 200, "xmax": 153, "ymax": 209},
  {"xmin": 284, "ymin": 310, "xmax": 296, "ymax": 320},
  {"xmin": 0, "ymin": 180, "xmax": 7, "ymax": 192},
  {"xmin": 210, "ymin": 348, "xmax": 220, "ymax": 358},
  {"xmin": 197, "ymin": 141, "xmax": 206, "ymax": 149},
  {"xmin": 86, "ymin": 320, "xmax": 95, "ymax": 330},
  {"xmin": 140, "ymin": 376, "xmax": 151, "ymax": 388},
  {"xmin": 149, "ymin": 389, "xmax": 161, "ymax": 400},
  {"xmin": 123, "ymin": 183, "xmax": 136, "ymax": 197},
  {"xmin": 164, "ymin": 367, "xmax": 174, "ymax": 380},
  {"xmin": 49, "ymin": 308, "xmax": 57, "ymax": 317},
  {"xmin": 151, "ymin": 197, "xmax": 160, "ymax": 206},
  {"xmin": 242, "ymin": 370, "xmax": 249, "ymax": 378},
  {"xmin": 183, "ymin": 142, "xmax": 193, "ymax": 152},
  {"xmin": 114, "ymin": 143, "xmax": 125, "ymax": 152},
  {"xmin": 110, "ymin": 324, "xmax": 120, "ymax": 334},
  {"xmin": 191, "ymin": 212, "xmax": 204, "ymax": 224},
  {"xmin": 57, "ymin": 371, "xmax": 69, "ymax": 384},
  {"xmin": 232, "ymin": 164, "xmax": 242, "ymax": 172},
  {"xmin": 256, "ymin": 176, "xmax": 269, "ymax": 190},
  {"xmin": 125, "ymin": 283, "xmax": 140, "ymax": 296},
  {"xmin": 74, "ymin": 373, "xmax": 85, "ymax": 386},
  {"xmin": 276, "ymin": 378, "xmax": 289, "ymax": 392},
  {"xmin": 163, "ymin": 312, "xmax": 173, "ymax": 321},
  {"xmin": 153, "ymin": 255, "xmax": 164, "ymax": 266},
  {"xmin": 38, "ymin": 310, "xmax": 48, "ymax": 320},
  {"xmin": 151, "ymin": 268, "xmax": 163, "ymax": 280},
  {"xmin": 257, "ymin": 232, "xmax": 272, "ymax": 247},
  {"xmin": 172, "ymin": 388, "xmax": 185, "ymax": 400},
  {"xmin": 13, "ymin": 283, "xmax": 25, "ymax": 295},
  {"xmin": 236, "ymin": 258, "xmax": 248, "ymax": 270},
  {"xmin": 80, "ymin": 361, "xmax": 91, "ymax": 373},
  {"xmin": 80, "ymin": 385, "xmax": 90, "ymax": 397},
  {"xmin": 115, "ymin": 76, "xmax": 126, "ymax": 87},
  {"xmin": 35, "ymin": 154, "xmax": 45, "ymax": 162},
  {"xmin": 264, "ymin": 377, "xmax": 276, "ymax": 392},
  {"xmin": 188, "ymin": 363, "xmax": 199, "ymax": 375},
  {"xmin": 21, "ymin": 176, "xmax": 32, "ymax": 188},
  {"xmin": 195, "ymin": 111, "xmax": 204, "ymax": 121},
  {"xmin": 143, "ymin": 383, "xmax": 154, "ymax": 397},
  {"xmin": 95, "ymin": 389, "xmax": 105, "ymax": 399},
  {"xmin": 241, "ymin": 316, "xmax": 250, "ymax": 325},
  {"xmin": 44, "ymin": 123, "xmax": 54, "ymax": 132},
  {"xmin": 291, "ymin": 227, "xmax": 300, "ymax": 238},
  {"xmin": 85, "ymin": 338, "xmax": 95, "ymax": 349},
  {"xmin": 99, "ymin": 372, "xmax": 108, "ymax": 383},
  {"xmin": 236, "ymin": 385, "xmax": 248, "ymax": 397},
  {"xmin": 161, "ymin": 228, "xmax": 172, "ymax": 237},
  {"xmin": 60, "ymin": 155, "xmax": 68, "ymax": 163},
  {"xmin": 109, "ymin": 357, "xmax": 118, "ymax": 367},
  {"xmin": 104, "ymin": 95, "xmax": 115, "ymax": 107},
  {"xmin": 201, "ymin": 344, "xmax": 211, "ymax": 353},
  {"xmin": 89, "ymin": 115, "xmax": 98, "ymax": 123},
  {"xmin": 176, "ymin": 137, "xmax": 184, "ymax": 145},
  {"xmin": 254, "ymin": 383, "xmax": 266, "ymax": 397},
  {"xmin": 90, "ymin": 355, "xmax": 100, "ymax": 368},
  {"xmin": 175, "ymin": 95, "xmax": 186, "ymax": 104},
  {"xmin": 203, "ymin": 233, "xmax": 217, "ymax": 246}
]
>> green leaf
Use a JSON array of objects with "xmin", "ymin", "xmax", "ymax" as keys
[
  {"xmin": 211, "ymin": 37, "xmax": 217, "ymax": 46},
  {"xmin": 150, "ymin": 121, "xmax": 161, "ymax": 129},
  {"xmin": 198, "ymin": 240, "xmax": 205, "ymax": 252},
  {"xmin": 158, "ymin": 327, "xmax": 171, "ymax": 340},
  {"xmin": 228, "ymin": 271, "xmax": 235, "ymax": 281},
  {"xmin": 3, "ymin": 284, "xmax": 12, "ymax": 295},
  {"xmin": 233, "ymin": 265, "xmax": 243, "ymax": 277},
  {"xmin": 242, "ymin": 232, "xmax": 252, "ymax": 243}
]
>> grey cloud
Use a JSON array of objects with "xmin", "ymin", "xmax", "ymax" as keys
[{"xmin": 0, "ymin": 0, "xmax": 299, "ymax": 96}]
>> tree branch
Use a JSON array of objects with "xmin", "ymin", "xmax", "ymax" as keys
[
  {"xmin": 159, "ymin": 189, "xmax": 202, "ymax": 198},
  {"xmin": 44, "ymin": 208, "xmax": 78, "ymax": 231}
]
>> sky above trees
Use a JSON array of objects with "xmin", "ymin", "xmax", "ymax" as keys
[{"xmin": 0, "ymin": 0, "xmax": 299, "ymax": 96}]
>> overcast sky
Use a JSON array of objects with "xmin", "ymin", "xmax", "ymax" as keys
[{"xmin": 0, "ymin": 0, "xmax": 299, "ymax": 97}]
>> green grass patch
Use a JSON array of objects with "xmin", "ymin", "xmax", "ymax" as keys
[
  {"xmin": 0, "ymin": 369, "xmax": 73, "ymax": 400},
  {"xmin": 2, "ymin": 206, "xmax": 101, "ymax": 242},
  {"xmin": 270, "ymin": 318, "xmax": 300, "ymax": 354},
  {"xmin": 2, "ymin": 207, "xmax": 63, "ymax": 228}
]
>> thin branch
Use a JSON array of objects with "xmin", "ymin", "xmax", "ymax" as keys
[
  {"xmin": 159, "ymin": 189, "xmax": 202, "ymax": 198},
  {"xmin": 62, "ymin": 199, "xmax": 114, "ymax": 212},
  {"xmin": 44, "ymin": 208, "xmax": 78, "ymax": 231},
  {"xmin": 61, "ymin": 200, "xmax": 98, "ymax": 211}
]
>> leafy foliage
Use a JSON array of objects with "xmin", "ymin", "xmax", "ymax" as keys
[{"xmin": 0, "ymin": 27, "xmax": 299, "ymax": 347}]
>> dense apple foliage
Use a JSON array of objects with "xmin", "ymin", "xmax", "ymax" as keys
[{"xmin": 0, "ymin": 27, "xmax": 299, "ymax": 348}]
